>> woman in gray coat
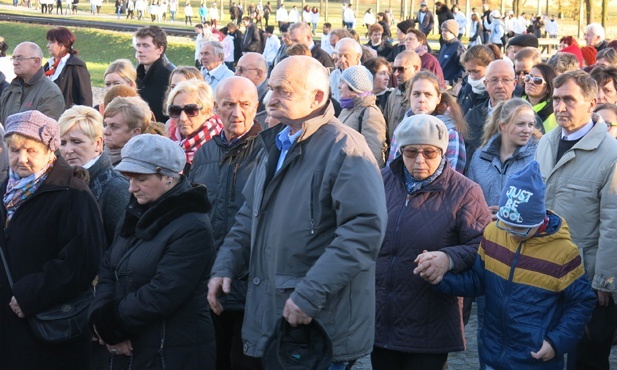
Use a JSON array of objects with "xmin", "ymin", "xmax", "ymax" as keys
[
  {"xmin": 465, "ymin": 97, "xmax": 540, "ymax": 369},
  {"xmin": 337, "ymin": 65, "xmax": 388, "ymax": 167}
]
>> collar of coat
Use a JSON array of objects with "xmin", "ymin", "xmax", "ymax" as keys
[
  {"xmin": 120, "ymin": 177, "xmax": 211, "ymax": 240},
  {"xmin": 13, "ymin": 67, "xmax": 45, "ymax": 87},
  {"xmin": 548, "ymin": 113, "xmax": 607, "ymax": 152}
]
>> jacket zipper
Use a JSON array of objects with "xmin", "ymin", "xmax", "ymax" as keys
[{"xmin": 230, "ymin": 162, "xmax": 239, "ymax": 203}]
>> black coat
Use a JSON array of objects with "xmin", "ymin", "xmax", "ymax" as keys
[
  {"xmin": 0, "ymin": 157, "xmax": 105, "ymax": 370},
  {"xmin": 189, "ymin": 123, "xmax": 263, "ymax": 311},
  {"xmin": 242, "ymin": 23, "xmax": 263, "ymax": 53},
  {"xmin": 89, "ymin": 178, "xmax": 216, "ymax": 369},
  {"xmin": 311, "ymin": 42, "xmax": 335, "ymax": 70},
  {"xmin": 136, "ymin": 56, "xmax": 175, "ymax": 123},
  {"xmin": 44, "ymin": 54, "xmax": 93, "ymax": 109},
  {"xmin": 231, "ymin": 29, "xmax": 244, "ymax": 63}
]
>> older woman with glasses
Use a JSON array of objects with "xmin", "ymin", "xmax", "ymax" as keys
[
  {"xmin": 165, "ymin": 79, "xmax": 223, "ymax": 175},
  {"xmin": 523, "ymin": 63, "xmax": 557, "ymax": 133},
  {"xmin": 374, "ymin": 114, "xmax": 492, "ymax": 370}
]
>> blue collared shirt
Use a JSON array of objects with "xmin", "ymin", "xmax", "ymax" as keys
[
  {"xmin": 561, "ymin": 119, "xmax": 594, "ymax": 141},
  {"xmin": 275, "ymin": 126, "xmax": 302, "ymax": 173}
]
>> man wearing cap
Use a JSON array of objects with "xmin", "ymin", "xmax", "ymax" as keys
[
  {"xmin": 413, "ymin": 2, "xmax": 434, "ymax": 37},
  {"xmin": 262, "ymin": 25, "xmax": 280, "ymax": 68},
  {"xmin": 190, "ymin": 76, "xmax": 263, "ymax": 370},
  {"xmin": 536, "ymin": 70, "xmax": 617, "ymax": 370},
  {"xmin": 424, "ymin": 161, "xmax": 596, "ymax": 369},
  {"xmin": 329, "ymin": 38, "xmax": 362, "ymax": 101},
  {"xmin": 438, "ymin": 19, "xmax": 465, "ymax": 86},
  {"xmin": 506, "ymin": 34, "xmax": 539, "ymax": 61},
  {"xmin": 235, "ymin": 53, "xmax": 269, "ymax": 126},
  {"xmin": 388, "ymin": 19, "xmax": 414, "ymax": 62},
  {"xmin": 208, "ymin": 56, "xmax": 387, "ymax": 368},
  {"xmin": 384, "ymin": 50, "xmax": 421, "ymax": 141},
  {"xmin": 0, "ymin": 42, "xmax": 64, "ymax": 125}
]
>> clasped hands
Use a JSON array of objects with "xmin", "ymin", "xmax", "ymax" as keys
[{"xmin": 413, "ymin": 250, "xmax": 451, "ymax": 285}]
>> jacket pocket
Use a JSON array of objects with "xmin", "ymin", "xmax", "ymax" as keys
[{"xmin": 274, "ymin": 274, "xmax": 304, "ymax": 310}]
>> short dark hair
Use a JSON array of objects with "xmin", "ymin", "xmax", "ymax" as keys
[
  {"xmin": 591, "ymin": 66, "xmax": 617, "ymax": 94},
  {"xmin": 46, "ymin": 27, "xmax": 77, "ymax": 54},
  {"xmin": 554, "ymin": 70, "xmax": 598, "ymax": 101},
  {"xmin": 462, "ymin": 45, "xmax": 496, "ymax": 66},
  {"xmin": 531, "ymin": 63, "xmax": 557, "ymax": 102},
  {"xmin": 280, "ymin": 22, "xmax": 290, "ymax": 33},
  {"xmin": 135, "ymin": 26, "xmax": 168, "ymax": 53},
  {"xmin": 406, "ymin": 29, "xmax": 427, "ymax": 45},
  {"xmin": 364, "ymin": 56, "xmax": 392, "ymax": 75},
  {"xmin": 324, "ymin": 22, "xmax": 332, "ymax": 28}
]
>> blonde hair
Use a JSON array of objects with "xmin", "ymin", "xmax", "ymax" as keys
[
  {"xmin": 165, "ymin": 80, "xmax": 214, "ymax": 118},
  {"xmin": 58, "ymin": 105, "xmax": 104, "ymax": 143},
  {"xmin": 104, "ymin": 59, "xmax": 137, "ymax": 88},
  {"xmin": 105, "ymin": 96, "xmax": 152, "ymax": 131},
  {"xmin": 481, "ymin": 98, "xmax": 534, "ymax": 146}
]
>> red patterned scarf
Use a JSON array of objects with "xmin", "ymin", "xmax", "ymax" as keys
[
  {"xmin": 168, "ymin": 115, "xmax": 224, "ymax": 163},
  {"xmin": 44, "ymin": 52, "xmax": 68, "ymax": 77}
]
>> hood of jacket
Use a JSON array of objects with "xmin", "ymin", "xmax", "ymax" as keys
[{"xmin": 120, "ymin": 177, "xmax": 211, "ymax": 240}]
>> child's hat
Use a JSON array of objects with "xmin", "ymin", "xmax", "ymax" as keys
[{"xmin": 497, "ymin": 161, "xmax": 546, "ymax": 228}]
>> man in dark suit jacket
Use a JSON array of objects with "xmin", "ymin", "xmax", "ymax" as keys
[
  {"xmin": 241, "ymin": 16, "xmax": 263, "ymax": 53},
  {"xmin": 288, "ymin": 21, "xmax": 334, "ymax": 70},
  {"xmin": 414, "ymin": 2, "xmax": 434, "ymax": 36}
]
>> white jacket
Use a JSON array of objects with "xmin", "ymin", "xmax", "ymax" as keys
[{"xmin": 263, "ymin": 34, "xmax": 281, "ymax": 64}]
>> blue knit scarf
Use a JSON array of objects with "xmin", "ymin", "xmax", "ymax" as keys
[{"xmin": 403, "ymin": 156, "xmax": 446, "ymax": 194}]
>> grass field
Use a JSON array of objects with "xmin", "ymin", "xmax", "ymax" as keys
[{"xmin": 0, "ymin": 21, "xmax": 195, "ymax": 86}]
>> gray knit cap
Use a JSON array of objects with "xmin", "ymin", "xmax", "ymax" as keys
[
  {"xmin": 5, "ymin": 110, "xmax": 60, "ymax": 152},
  {"xmin": 115, "ymin": 134, "xmax": 186, "ymax": 177},
  {"xmin": 341, "ymin": 65, "xmax": 374, "ymax": 93},
  {"xmin": 394, "ymin": 114, "xmax": 448, "ymax": 153}
]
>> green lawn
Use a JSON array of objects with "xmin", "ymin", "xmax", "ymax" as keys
[{"xmin": 0, "ymin": 21, "xmax": 195, "ymax": 86}]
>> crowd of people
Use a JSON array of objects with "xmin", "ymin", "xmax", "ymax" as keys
[{"xmin": 0, "ymin": 1, "xmax": 616, "ymax": 369}]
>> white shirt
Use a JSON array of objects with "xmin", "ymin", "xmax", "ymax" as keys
[
  {"xmin": 545, "ymin": 19, "xmax": 558, "ymax": 36},
  {"xmin": 263, "ymin": 34, "xmax": 281, "ymax": 64},
  {"xmin": 184, "ymin": 5, "xmax": 193, "ymax": 16},
  {"xmin": 454, "ymin": 12, "xmax": 467, "ymax": 34},
  {"xmin": 302, "ymin": 10, "xmax": 311, "ymax": 23},
  {"xmin": 195, "ymin": 33, "xmax": 203, "ymax": 61},
  {"xmin": 321, "ymin": 33, "xmax": 334, "ymax": 56},
  {"xmin": 288, "ymin": 8, "xmax": 299, "ymax": 22},
  {"xmin": 363, "ymin": 11, "xmax": 375, "ymax": 25},
  {"xmin": 343, "ymin": 8, "xmax": 355, "ymax": 23},
  {"xmin": 223, "ymin": 35, "xmax": 235, "ymax": 62},
  {"xmin": 512, "ymin": 16, "xmax": 526, "ymax": 34},
  {"xmin": 48, "ymin": 53, "xmax": 70, "ymax": 82},
  {"xmin": 276, "ymin": 7, "xmax": 288, "ymax": 22}
]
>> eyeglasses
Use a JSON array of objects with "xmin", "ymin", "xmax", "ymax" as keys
[
  {"xmin": 392, "ymin": 66, "xmax": 409, "ymax": 73},
  {"xmin": 168, "ymin": 104, "xmax": 202, "ymax": 118},
  {"xmin": 235, "ymin": 66, "xmax": 260, "ymax": 74},
  {"xmin": 486, "ymin": 77, "xmax": 515, "ymax": 85},
  {"xmin": 524, "ymin": 74, "xmax": 546, "ymax": 85},
  {"xmin": 400, "ymin": 147, "xmax": 442, "ymax": 159},
  {"xmin": 495, "ymin": 219, "xmax": 532, "ymax": 237},
  {"xmin": 10, "ymin": 56, "xmax": 37, "ymax": 62},
  {"xmin": 607, "ymin": 122, "xmax": 617, "ymax": 130}
]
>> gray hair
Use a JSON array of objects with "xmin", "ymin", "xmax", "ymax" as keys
[
  {"xmin": 335, "ymin": 37, "xmax": 362, "ymax": 57},
  {"xmin": 288, "ymin": 21, "xmax": 312, "ymax": 39},
  {"xmin": 201, "ymin": 40, "xmax": 225, "ymax": 61},
  {"xmin": 16, "ymin": 41, "xmax": 43, "ymax": 59},
  {"xmin": 547, "ymin": 52, "xmax": 580, "ymax": 74},
  {"xmin": 165, "ymin": 79, "xmax": 215, "ymax": 117},
  {"xmin": 586, "ymin": 23, "xmax": 606, "ymax": 42}
]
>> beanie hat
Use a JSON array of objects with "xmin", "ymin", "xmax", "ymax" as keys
[
  {"xmin": 341, "ymin": 65, "xmax": 373, "ymax": 93},
  {"xmin": 115, "ymin": 134, "xmax": 186, "ymax": 177},
  {"xmin": 490, "ymin": 9, "xmax": 502, "ymax": 19},
  {"xmin": 5, "ymin": 110, "xmax": 60, "ymax": 152},
  {"xmin": 507, "ymin": 34, "xmax": 539, "ymax": 49},
  {"xmin": 441, "ymin": 19, "xmax": 459, "ymax": 36},
  {"xmin": 262, "ymin": 318, "xmax": 333, "ymax": 370},
  {"xmin": 581, "ymin": 46, "xmax": 598, "ymax": 66},
  {"xmin": 393, "ymin": 114, "xmax": 448, "ymax": 153},
  {"xmin": 497, "ymin": 161, "xmax": 546, "ymax": 228},
  {"xmin": 397, "ymin": 19, "xmax": 414, "ymax": 33}
]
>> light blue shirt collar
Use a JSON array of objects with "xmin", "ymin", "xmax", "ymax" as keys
[
  {"xmin": 275, "ymin": 126, "xmax": 303, "ymax": 172},
  {"xmin": 562, "ymin": 119, "xmax": 594, "ymax": 141}
]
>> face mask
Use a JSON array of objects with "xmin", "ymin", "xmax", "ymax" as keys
[
  {"xmin": 339, "ymin": 97, "xmax": 355, "ymax": 109},
  {"xmin": 468, "ymin": 75, "xmax": 486, "ymax": 94}
]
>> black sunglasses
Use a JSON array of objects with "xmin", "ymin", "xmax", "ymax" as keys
[
  {"xmin": 400, "ymin": 148, "xmax": 442, "ymax": 159},
  {"xmin": 168, "ymin": 104, "xmax": 202, "ymax": 118},
  {"xmin": 392, "ymin": 66, "xmax": 409, "ymax": 73}
]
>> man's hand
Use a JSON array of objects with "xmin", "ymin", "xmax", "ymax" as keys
[
  {"xmin": 283, "ymin": 298, "xmax": 312, "ymax": 327},
  {"xmin": 531, "ymin": 340, "xmax": 555, "ymax": 361},
  {"xmin": 9, "ymin": 296, "xmax": 24, "ymax": 318},
  {"xmin": 207, "ymin": 277, "xmax": 232, "ymax": 315},
  {"xmin": 413, "ymin": 250, "xmax": 450, "ymax": 285},
  {"xmin": 106, "ymin": 339, "xmax": 133, "ymax": 357},
  {"xmin": 597, "ymin": 290, "xmax": 611, "ymax": 306}
]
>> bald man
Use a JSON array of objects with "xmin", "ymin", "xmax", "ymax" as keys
[
  {"xmin": 329, "ymin": 37, "xmax": 363, "ymax": 101},
  {"xmin": 190, "ymin": 76, "xmax": 263, "ymax": 370},
  {"xmin": 288, "ymin": 21, "xmax": 334, "ymax": 70},
  {"xmin": 208, "ymin": 56, "xmax": 387, "ymax": 368},
  {"xmin": 383, "ymin": 50, "xmax": 421, "ymax": 140},
  {"xmin": 235, "ymin": 52, "xmax": 269, "ymax": 126},
  {"xmin": 0, "ymin": 42, "xmax": 64, "ymax": 124}
]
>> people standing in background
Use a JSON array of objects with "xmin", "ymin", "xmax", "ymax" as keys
[
  {"xmin": 210, "ymin": 2, "xmax": 219, "ymax": 27},
  {"xmin": 343, "ymin": 4, "xmax": 355, "ymax": 29},
  {"xmin": 310, "ymin": 7, "xmax": 319, "ymax": 35},
  {"xmin": 364, "ymin": 8, "xmax": 375, "ymax": 37},
  {"xmin": 199, "ymin": 2, "xmax": 208, "ymax": 23},
  {"xmin": 135, "ymin": 0, "xmax": 145, "ymax": 19},
  {"xmin": 438, "ymin": 20, "xmax": 466, "ymax": 86},
  {"xmin": 469, "ymin": 13, "xmax": 483, "ymax": 46},
  {"xmin": 276, "ymin": 3, "xmax": 287, "ymax": 29},
  {"xmin": 488, "ymin": 10, "xmax": 506, "ymax": 50},
  {"xmin": 302, "ymin": 5, "xmax": 311, "ymax": 25},
  {"xmin": 169, "ymin": 0, "xmax": 177, "ymax": 21},
  {"xmin": 414, "ymin": 1, "xmax": 434, "ymax": 36},
  {"xmin": 262, "ymin": 25, "xmax": 280, "ymax": 69},
  {"xmin": 288, "ymin": 4, "xmax": 299, "ymax": 23},
  {"xmin": 194, "ymin": 24, "xmax": 204, "ymax": 68},
  {"xmin": 184, "ymin": 1, "xmax": 193, "ymax": 25},
  {"xmin": 220, "ymin": 26, "xmax": 235, "ymax": 71},
  {"xmin": 452, "ymin": 5, "xmax": 467, "ymax": 40},
  {"xmin": 435, "ymin": 1, "xmax": 454, "ymax": 46},
  {"xmin": 263, "ymin": 1, "xmax": 271, "ymax": 26},
  {"xmin": 545, "ymin": 15, "xmax": 558, "ymax": 38}
]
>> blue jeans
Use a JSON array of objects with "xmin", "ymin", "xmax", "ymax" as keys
[{"xmin": 329, "ymin": 363, "xmax": 348, "ymax": 370}]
